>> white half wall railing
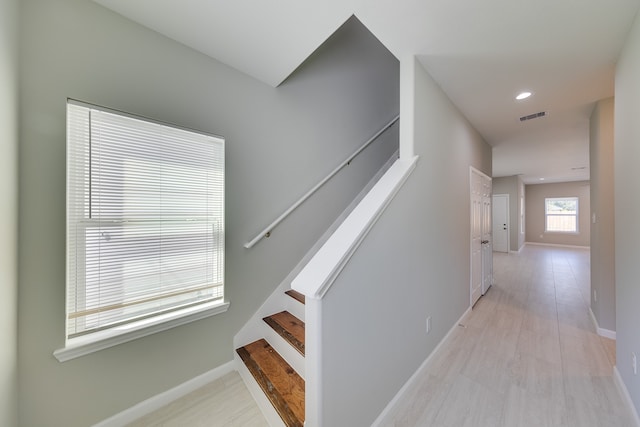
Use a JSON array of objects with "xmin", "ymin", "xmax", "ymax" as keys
[
  {"xmin": 244, "ymin": 115, "xmax": 400, "ymax": 249},
  {"xmin": 292, "ymin": 155, "xmax": 418, "ymax": 427}
]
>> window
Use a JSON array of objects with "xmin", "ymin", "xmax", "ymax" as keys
[
  {"xmin": 64, "ymin": 100, "xmax": 225, "ymax": 353},
  {"xmin": 545, "ymin": 197, "xmax": 578, "ymax": 233}
]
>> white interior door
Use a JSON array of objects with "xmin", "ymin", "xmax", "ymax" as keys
[
  {"xmin": 470, "ymin": 169, "xmax": 484, "ymax": 306},
  {"xmin": 492, "ymin": 194, "xmax": 509, "ymax": 253}
]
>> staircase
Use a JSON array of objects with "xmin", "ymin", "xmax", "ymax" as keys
[{"xmin": 236, "ymin": 290, "xmax": 306, "ymax": 427}]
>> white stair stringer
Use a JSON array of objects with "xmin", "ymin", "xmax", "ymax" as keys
[{"xmin": 234, "ymin": 355, "xmax": 286, "ymax": 427}]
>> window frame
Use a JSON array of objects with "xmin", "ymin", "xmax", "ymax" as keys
[
  {"xmin": 544, "ymin": 197, "xmax": 579, "ymax": 234},
  {"xmin": 55, "ymin": 100, "xmax": 228, "ymax": 362}
]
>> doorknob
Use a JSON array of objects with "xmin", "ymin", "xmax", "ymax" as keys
[{"xmin": 481, "ymin": 240, "xmax": 489, "ymax": 244}]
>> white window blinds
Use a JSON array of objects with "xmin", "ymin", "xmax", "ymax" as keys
[{"xmin": 66, "ymin": 101, "xmax": 225, "ymax": 340}]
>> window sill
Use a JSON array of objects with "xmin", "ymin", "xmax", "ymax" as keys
[
  {"xmin": 53, "ymin": 301, "xmax": 230, "ymax": 362},
  {"xmin": 544, "ymin": 231, "xmax": 579, "ymax": 235}
]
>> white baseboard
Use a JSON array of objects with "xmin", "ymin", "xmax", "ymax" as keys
[
  {"xmin": 509, "ymin": 245, "xmax": 524, "ymax": 254},
  {"xmin": 371, "ymin": 306, "xmax": 472, "ymax": 426},
  {"xmin": 92, "ymin": 360, "xmax": 236, "ymax": 427},
  {"xmin": 614, "ymin": 365, "xmax": 640, "ymax": 427},
  {"xmin": 589, "ymin": 307, "xmax": 617, "ymax": 340},
  {"xmin": 525, "ymin": 242, "xmax": 590, "ymax": 250}
]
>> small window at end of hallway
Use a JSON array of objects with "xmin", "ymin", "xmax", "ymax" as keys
[{"xmin": 545, "ymin": 197, "xmax": 578, "ymax": 233}]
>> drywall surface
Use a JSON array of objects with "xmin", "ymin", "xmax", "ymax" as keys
[
  {"xmin": 18, "ymin": 1, "xmax": 399, "ymax": 425},
  {"xmin": 525, "ymin": 181, "xmax": 591, "ymax": 247},
  {"xmin": 589, "ymin": 98, "xmax": 615, "ymax": 333},
  {"xmin": 0, "ymin": 0, "xmax": 18, "ymax": 425},
  {"xmin": 614, "ymin": 9, "xmax": 640, "ymax": 417},
  {"xmin": 318, "ymin": 58, "xmax": 492, "ymax": 426}
]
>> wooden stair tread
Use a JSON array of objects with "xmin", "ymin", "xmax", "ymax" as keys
[
  {"xmin": 263, "ymin": 311, "xmax": 305, "ymax": 356},
  {"xmin": 285, "ymin": 289, "xmax": 305, "ymax": 305},
  {"xmin": 237, "ymin": 339, "xmax": 305, "ymax": 427}
]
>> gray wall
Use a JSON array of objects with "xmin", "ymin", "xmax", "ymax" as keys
[
  {"xmin": 525, "ymin": 181, "xmax": 591, "ymax": 247},
  {"xmin": 0, "ymin": 0, "xmax": 18, "ymax": 425},
  {"xmin": 319, "ymin": 59, "xmax": 492, "ymax": 425},
  {"xmin": 492, "ymin": 175, "xmax": 525, "ymax": 252},
  {"xmin": 18, "ymin": 1, "xmax": 399, "ymax": 425},
  {"xmin": 615, "ymin": 9, "xmax": 640, "ymax": 416},
  {"xmin": 590, "ymin": 98, "xmax": 615, "ymax": 332}
]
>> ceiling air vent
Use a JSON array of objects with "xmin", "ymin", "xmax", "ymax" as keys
[{"xmin": 520, "ymin": 111, "xmax": 546, "ymax": 122}]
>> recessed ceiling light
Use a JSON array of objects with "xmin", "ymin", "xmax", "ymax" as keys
[
  {"xmin": 516, "ymin": 91, "xmax": 532, "ymax": 100},
  {"xmin": 539, "ymin": 178, "xmax": 545, "ymax": 181}
]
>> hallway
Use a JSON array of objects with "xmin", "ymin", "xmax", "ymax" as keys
[
  {"xmin": 127, "ymin": 245, "xmax": 635, "ymax": 426},
  {"xmin": 384, "ymin": 244, "xmax": 634, "ymax": 426}
]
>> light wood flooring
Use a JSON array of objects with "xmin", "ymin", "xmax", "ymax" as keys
[
  {"xmin": 384, "ymin": 245, "xmax": 635, "ymax": 426},
  {"xmin": 128, "ymin": 245, "xmax": 635, "ymax": 426},
  {"xmin": 126, "ymin": 371, "xmax": 269, "ymax": 427}
]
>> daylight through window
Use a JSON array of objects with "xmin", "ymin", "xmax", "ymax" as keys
[
  {"xmin": 545, "ymin": 197, "xmax": 578, "ymax": 233},
  {"xmin": 66, "ymin": 100, "xmax": 225, "ymax": 342}
]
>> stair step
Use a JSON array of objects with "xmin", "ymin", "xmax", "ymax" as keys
[
  {"xmin": 263, "ymin": 311, "xmax": 305, "ymax": 356},
  {"xmin": 236, "ymin": 339, "xmax": 305, "ymax": 427},
  {"xmin": 285, "ymin": 289, "xmax": 305, "ymax": 305}
]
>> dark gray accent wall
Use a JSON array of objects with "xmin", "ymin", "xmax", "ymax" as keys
[
  {"xmin": 0, "ymin": 0, "xmax": 18, "ymax": 425},
  {"xmin": 17, "ymin": 1, "xmax": 399, "ymax": 425},
  {"xmin": 590, "ymin": 98, "xmax": 615, "ymax": 333}
]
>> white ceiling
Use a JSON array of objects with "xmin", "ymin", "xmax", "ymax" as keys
[{"xmin": 93, "ymin": 0, "xmax": 640, "ymax": 184}]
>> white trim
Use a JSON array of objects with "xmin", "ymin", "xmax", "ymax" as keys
[
  {"xmin": 292, "ymin": 156, "xmax": 418, "ymax": 300},
  {"xmin": 54, "ymin": 301, "xmax": 229, "ymax": 362},
  {"xmin": 304, "ymin": 299, "xmax": 323, "ymax": 427},
  {"xmin": 524, "ymin": 242, "xmax": 590, "ymax": 249},
  {"xmin": 544, "ymin": 196, "xmax": 579, "ymax": 233},
  {"xmin": 371, "ymin": 306, "xmax": 472, "ymax": 426},
  {"xmin": 589, "ymin": 307, "xmax": 617, "ymax": 340},
  {"xmin": 92, "ymin": 360, "xmax": 236, "ymax": 427},
  {"xmin": 614, "ymin": 366, "xmax": 640, "ymax": 427}
]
